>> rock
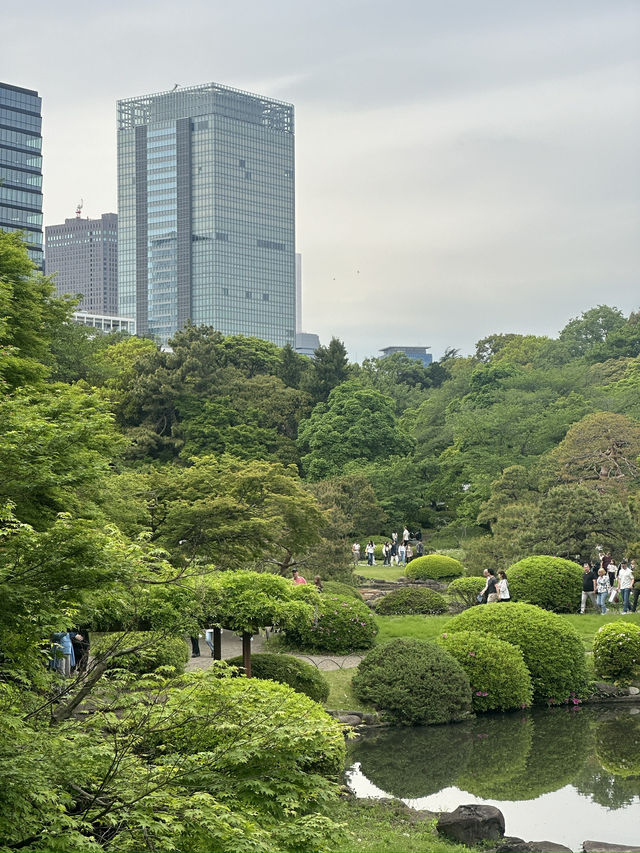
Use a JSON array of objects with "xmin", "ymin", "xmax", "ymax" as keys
[
  {"xmin": 437, "ymin": 804, "xmax": 505, "ymax": 845},
  {"xmin": 496, "ymin": 840, "xmax": 572, "ymax": 853},
  {"xmin": 336, "ymin": 714, "xmax": 362, "ymax": 726},
  {"xmin": 583, "ymin": 842, "xmax": 640, "ymax": 852},
  {"xmin": 628, "ymin": 686, "xmax": 639, "ymax": 695},
  {"xmin": 360, "ymin": 712, "xmax": 379, "ymax": 724},
  {"xmin": 592, "ymin": 682, "xmax": 626, "ymax": 696}
]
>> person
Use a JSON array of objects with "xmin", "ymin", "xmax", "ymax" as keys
[
  {"xmin": 405, "ymin": 543, "xmax": 413, "ymax": 563},
  {"xmin": 416, "ymin": 541, "xmax": 425, "ymax": 557},
  {"xmin": 630, "ymin": 560, "xmax": 640, "ymax": 613},
  {"xmin": 398, "ymin": 542, "xmax": 406, "ymax": 566},
  {"xmin": 52, "ymin": 630, "xmax": 75, "ymax": 677},
  {"xmin": 390, "ymin": 540, "xmax": 398, "ymax": 565},
  {"xmin": 604, "ymin": 554, "xmax": 616, "ymax": 588},
  {"xmin": 480, "ymin": 569, "xmax": 499, "ymax": 603},
  {"xmin": 497, "ymin": 570, "xmax": 510, "ymax": 601},
  {"xmin": 352, "ymin": 542, "xmax": 361, "ymax": 566},
  {"xmin": 391, "ymin": 531, "xmax": 398, "ymax": 544},
  {"xmin": 382, "ymin": 542, "xmax": 390, "ymax": 566},
  {"xmin": 69, "ymin": 627, "xmax": 90, "ymax": 674},
  {"xmin": 366, "ymin": 540, "xmax": 375, "ymax": 566},
  {"xmin": 402, "ymin": 526, "xmax": 410, "ymax": 546},
  {"xmin": 313, "ymin": 575, "xmax": 323, "ymax": 591},
  {"xmin": 596, "ymin": 567, "xmax": 611, "ymax": 614},
  {"xmin": 292, "ymin": 569, "xmax": 307, "ymax": 585},
  {"xmin": 580, "ymin": 562, "xmax": 598, "ymax": 613},
  {"xmin": 617, "ymin": 560, "xmax": 635, "ymax": 613},
  {"xmin": 190, "ymin": 635, "xmax": 201, "ymax": 657}
]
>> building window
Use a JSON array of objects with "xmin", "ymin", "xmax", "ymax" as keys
[
  {"xmin": 238, "ymin": 158, "xmax": 245, "ymax": 167},
  {"xmin": 245, "ymin": 291, "xmax": 252, "ymax": 299},
  {"xmin": 244, "ymin": 171, "xmax": 251, "ymax": 180},
  {"xmin": 222, "ymin": 287, "xmax": 229, "ymax": 296},
  {"xmin": 262, "ymin": 293, "xmax": 269, "ymax": 301}
]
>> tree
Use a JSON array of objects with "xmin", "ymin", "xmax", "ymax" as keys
[
  {"xmin": 300, "ymin": 336, "xmax": 350, "ymax": 403},
  {"xmin": 309, "ymin": 472, "xmax": 387, "ymax": 539},
  {"xmin": 559, "ymin": 305, "xmax": 626, "ymax": 357}
]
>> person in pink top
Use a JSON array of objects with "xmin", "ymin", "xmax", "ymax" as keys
[{"xmin": 291, "ymin": 569, "xmax": 307, "ymax": 585}]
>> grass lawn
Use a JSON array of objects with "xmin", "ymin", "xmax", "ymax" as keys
[
  {"xmin": 354, "ymin": 565, "xmax": 408, "ymax": 582},
  {"xmin": 323, "ymin": 667, "xmax": 371, "ymax": 711},
  {"xmin": 327, "ymin": 798, "xmax": 473, "ymax": 853},
  {"xmin": 562, "ymin": 612, "xmax": 640, "ymax": 651},
  {"xmin": 375, "ymin": 613, "xmax": 452, "ymax": 644}
]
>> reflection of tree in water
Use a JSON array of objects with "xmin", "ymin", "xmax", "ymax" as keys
[
  {"xmin": 596, "ymin": 717, "xmax": 640, "ymax": 779},
  {"xmin": 574, "ymin": 755, "xmax": 640, "ymax": 810},
  {"xmin": 352, "ymin": 724, "xmax": 473, "ymax": 798},
  {"xmin": 454, "ymin": 709, "xmax": 589, "ymax": 801}
]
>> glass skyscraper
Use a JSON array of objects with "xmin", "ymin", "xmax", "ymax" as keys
[
  {"xmin": 0, "ymin": 82, "xmax": 43, "ymax": 267},
  {"xmin": 117, "ymin": 83, "xmax": 296, "ymax": 346}
]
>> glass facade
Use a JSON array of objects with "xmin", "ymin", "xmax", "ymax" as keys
[
  {"xmin": 0, "ymin": 83, "xmax": 43, "ymax": 267},
  {"xmin": 117, "ymin": 82, "xmax": 296, "ymax": 346}
]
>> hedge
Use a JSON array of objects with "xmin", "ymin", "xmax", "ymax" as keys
[
  {"xmin": 446, "ymin": 602, "xmax": 588, "ymax": 704},
  {"xmin": 447, "ymin": 576, "xmax": 486, "ymax": 609},
  {"xmin": 506, "ymin": 555, "xmax": 583, "ymax": 613},
  {"xmin": 226, "ymin": 652, "xmax": 329, "ymax": 703},
  {"xmin": 284, "ymin": 594, "xmax": 378, "ymax": 653},
  {"xmin": 352, "ymin": 638, "xmax": 472, "ymax": 725},
  {"xmin": 321, "ymin": 581, "xmax": 364, "ymax": 600},
  {"xmin": 376, "ymin": 587, "xmax": 447, "ymax": 615},
  {"xmin": 592, "ymin": 621, "xmax": 640, "ymax": 683},
  {"xmin": 405, "ymin": 554, "xmax": 464, "ymax": 580},
  {"xmin": 437, "ymin": 629, "xmax": 533, "ymax": 712}
]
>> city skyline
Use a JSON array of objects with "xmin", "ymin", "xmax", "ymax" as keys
[{"xmin": 5, "ymin": 0, "xmax": 639, "ymax": 360}]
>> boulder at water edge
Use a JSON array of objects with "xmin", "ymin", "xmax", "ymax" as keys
[{"xmin": 437, "ymin": 804, "xmax": 505, "ymax": 844}]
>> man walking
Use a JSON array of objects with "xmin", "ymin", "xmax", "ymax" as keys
[{"xmin": 580, "ymin": 563, "xmax": 597, "ymax": 613}]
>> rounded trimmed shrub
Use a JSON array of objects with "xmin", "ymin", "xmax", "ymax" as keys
[
  {"xmin": 437, "ymin": 629, "xmax": 533, "ymax": 712},
  {"xmin": 352, "ymin": 638, "xmax": 472, "ymax": 725},
  {"xmin": 447, "ymin": 576, "xmax": 486, "ymax": 610},
  {"xmin": 592, "ymin": 621, "xmax": 640, "ymax": 683},
  {"xmin": 226, "ymin": 652, "xmax": 329, "ymax": 703},
  {"xmin": 447, "ymin": 602, "xmax": 588, "ymax": 704},
  {"xmin": 405, "ymin": 554, "xmax": 464, "ymax": 580},
  {"xmin": 322, "ymin": 581, "xmax": 363, "ymax": 600},
  {"xmin": 92, "ymin": 631, "xmax": 189, "ymax": 675},
  {"xmin": 506, "ymin": 555, "xmax": 583, "ymax": 613},
  {"xmin": 376, "ymin": 587, "xmax": 447, "ymax": 615},
  {"xmin": 285, "ymin": 594, "xmax": 378, "ymax": 653}
]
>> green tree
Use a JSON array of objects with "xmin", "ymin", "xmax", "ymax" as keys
[
  {"xmin": 559, "ymin": 305, "xmax": 626, "ymax": 357},
  {"xmin": 300, "ymin": 336, "xmax": 350, "ymax": 403}
]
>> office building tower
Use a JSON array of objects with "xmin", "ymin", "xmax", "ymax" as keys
[
  {"xmin": 117, "ymin": 82, "xmax": 296, "ymax": 346},
  {"xmin": 0, "ymin": 82, "xmax": 43, "ymax": 267},
  {"xmin": 45, "ymin": 213, "xmax": 118, "ymax": 314},
  {"xmin": 380, "ymin": 346, "xmax": 433, "ymax": 366}
]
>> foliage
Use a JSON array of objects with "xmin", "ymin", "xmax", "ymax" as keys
[
  {"xmin": 309, "ymin": 473, "xmax": 387, "ymax": 540},
  {"xmin": 285, "ymin": 594, "xmax": 378, "ymax": 653},
  {"xmin": 375, "ymin": 587, "xmax": 447, "ymax": 615},
  {"xmin": 506, "ymin": 555, "xmax": 584, "ymax": 613},
  {"xmin": 437, "ymin": 629, "xmax": 533, "ymax": 712},
  {"xmin": 92, "ymin": 631, "xmax": 189, "ymax": 675},
  {"xmin": 226, "ymin": 652, "xmax": 330, "ymax": 703},
  {"xmin": 447, "ymin": 602, "xmax": 588, "ymax": 704},
  {"xmin": 352, "ymin": 638, "xmax": 472, "ymax": 725},
  {"xmin": 592, "ymin": 621, "xmax": 640, "ymax": 683},
  {"xmin": 299, "ymin": 336, "xmax": 350, "ymax": 404},
  {"xmin": 596, "ymin": 717, "xmax": 640, "ymax": 777},
  {"xmin": 446, "ymin": 576, "xmax": 486, "ymax": 609},
  {"xmin": 322, "ymin": 580, "xmax": 364, "ymax": 600},
  {"xmin": 405, "ymin": 553, "xmax": 464, "ymax": 580}
]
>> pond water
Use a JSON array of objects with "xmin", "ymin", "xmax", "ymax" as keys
[{"xmin": 346, "ymin": 705, "xmax": 640, "ymax": 852}]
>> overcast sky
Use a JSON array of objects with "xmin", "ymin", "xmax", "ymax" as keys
[{"xmin": 5, "ymin": 0, "xmax": 639, "ymax": 360}]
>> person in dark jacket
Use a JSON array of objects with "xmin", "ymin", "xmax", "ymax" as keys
[{"xmin": 70, "ymin": 627, "xmax": 91, "ymax": 673}]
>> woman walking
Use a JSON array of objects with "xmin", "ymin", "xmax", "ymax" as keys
[{"xmin": 596, "ymin": 567, "xmax": 611, "ymax": 614}]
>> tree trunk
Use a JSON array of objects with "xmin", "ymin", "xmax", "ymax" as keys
[
  {"xmin": 242, "ymin": 632, "xmax": 252, "ymax": 677},
  {"xmin": 213, "ymin": 626, "xmax": 221, "ymax": 660}
]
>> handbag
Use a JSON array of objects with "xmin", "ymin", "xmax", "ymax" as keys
[{"xmin": 608, "ymin": 587, "xmax": 618, "ymax": 604}]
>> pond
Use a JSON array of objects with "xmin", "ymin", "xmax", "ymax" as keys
[{"xmin": 346, "ymin": 705, "xmax": 640, "ymax": 852}]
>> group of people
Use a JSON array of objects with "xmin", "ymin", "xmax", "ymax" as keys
[
  {"xmin": 354, "ymin": 527, "xmax": 425, "ymax": 567},
  {"xmin": 50, "ymin": 628, "xmax": 90, "ymax": 677},
  {"xmin": 478, "ymin": 568, "xmax": 511, "ymax": 603},
  {"xmin": 581, "ymin": 557, "xmax": 638, "ymax": 614}
]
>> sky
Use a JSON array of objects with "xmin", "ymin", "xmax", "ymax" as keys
[{"xmin": 4, "ymin": 0, "xmax": 640, "ymax": 360}]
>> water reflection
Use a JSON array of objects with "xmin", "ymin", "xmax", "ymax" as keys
[{"xmin": 347, "ymin": 707, "xmax": 640, "ymax": 850}]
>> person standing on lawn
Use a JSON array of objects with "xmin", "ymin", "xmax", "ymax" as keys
[{"xmin": 580, "ymin": 562, "xmax": 598, "ymax": 613}]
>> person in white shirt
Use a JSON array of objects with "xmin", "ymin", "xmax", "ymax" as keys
[
  {"xmin": 402, "ymin": 526, "xmax": 410, "ymax": 545},
  {"xmin": 617, "ymin": 561, "xmax": 635, "ymax": 613}
]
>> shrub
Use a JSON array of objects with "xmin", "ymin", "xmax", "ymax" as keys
[
  {"xmin": 376, "ymin": 587, "xmax": 447, "ymax": 615},
  {"xmin": 437, "ymin": 630, "xmax": 533, "ymax": 712},
  {"xmin": 592, "ymin": 621, "xmax": 640, "ymax": 683},
  {"xmin": 447, "ymin": 576, "xmax": 486, "ymax": 609},
  {"xmin": 405, "ymin": 554, "xmax": 464, "ymax": 580},
  {"xmin": 447, "ymin": 602, "xmax": 588, "ymax": 704},
  {"xmin": 92, "ymin": 631, "xmax": 189, "ymax": 675},
  {"xmin": 226, "ymin": 652, "xmax": 329, "ymax": 703},
  {"xmin": 284, "ymin": 594, "xmax": 378, "ymax": 653},
  {"xmin": 435, "ymin": 548, "xmax": 466, "ymax": 563},
  {"xmin": 322, "ymin": 580, "xmax": 363, "ymax": 600},
  {"xmin": 352, "ymin": 638, "xmax": 472, "ymax": 725},
  {"xmin": 506, "ymin": 555, "xmax": 583, "ymax": 613}
]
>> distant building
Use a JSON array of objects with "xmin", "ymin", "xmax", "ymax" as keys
[
  {"xmin": 45, "ymin": 213, "xmax": 118, "ymax": 314},
  {"xmin": 295, "ymin": 332, "xmax": 320, "ymax": 358},
  {"xmin": 295, "ymin": 253, "xmax": 302, "ymax": 334},
  {"xmin": 380, "ymin": 346, "xmax": 432, "ymax": 366},
  {"xmin": 72, "ymin": 312, "xmax": 135, "ymax": 334},
  {"xmin": 117, "ymin": 82, "xmax": 296, "ymax": 347},
  {"xmin": 0, "ymin": 82, "xmax": 43, "ymax": 267}
]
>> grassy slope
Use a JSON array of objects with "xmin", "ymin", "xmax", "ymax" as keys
[{"xmin": 355, "ymin": 564, "xmax": 408, "ymax": 581}]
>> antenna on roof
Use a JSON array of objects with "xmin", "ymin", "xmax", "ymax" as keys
[{"xmin": 75, "ymin": 198, "xmax": 83, "ymax": 218}]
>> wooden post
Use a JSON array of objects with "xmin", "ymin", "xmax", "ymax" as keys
[
  {"xmin": 242, "ymin": 631, "xmax": 252, "ymax": 678},
  {"xmin": 213, "ymin": 626, "xmax": 222, "ymax": 660}
]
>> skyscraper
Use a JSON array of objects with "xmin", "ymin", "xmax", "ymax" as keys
[
  {"xmin": 117, "ymin": 82, "xmax": 296, "ymax": 346},
  {"xmin": 0, "ymin": 82, "xmax": 43, "ymax": 267},
  {"xmin": 45, "ymin": 213, "xmax": 118, "ymax": 314}
]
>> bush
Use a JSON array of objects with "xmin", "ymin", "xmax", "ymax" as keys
[
  {"xmin": 322, "ymin": 581, "xmax": 363, "ymax": 600},
  {"xmin": 435, "ymin": 548, "xmax": 466, "ymax": 563},
  {"xmin": 506, "ymin": 555, "xmax": 583, "ymax": 613},
  {"xmin": 226, "ymin": 652, "xmax": 329, "ymax": 703},
  {"xmin": 352, "ymin": 638, "xmax": 472, "ymax": 725},
  {"xmin": 592, "ymin": 621, "xmax": 640, "ymax": 683},
  {"xmin": 405, "ymin": 554, "xmax": 464, "ymax": 580},
  {"xmin": 447, "ymin": 576, "xmax": 486, "ymax": 609},
  {"xmin": 447, "ymin": 602, "xmax": 588, "ymax": 704},
  {"xmin": 92, "ymin": 631, "xmax": 189, "ymax": 675},
  {"xmin": 376, "ymin": 587, "xmax": 447, "ymax": 615},
  {"xmin": 437, "ymin": 630, "xmax": 533, "ymax": 712},
  {"xmin": 284, "ymin": 594, "xmax": 378, "ymax": 653}
]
